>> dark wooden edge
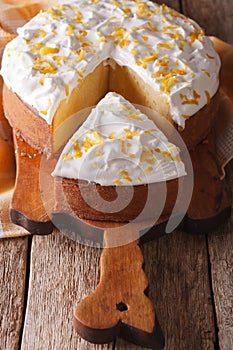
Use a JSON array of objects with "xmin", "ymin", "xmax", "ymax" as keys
[
  {"xmin": 10, "ymin": 208, "xmax": 54, "ymax": 235},
  {"xmin": 52, "ymin": 212, "xmax": 104, "ymax": 246},
  {"xmin": 52, "ymin": 212, "xmax": 169, "ymax": 245},
  {"xmin": 51, "ymin": 206, "xmax": 231, "ymax": 246},
  {"xmin": 74, "ymin": 315, "xmax": 165, "ymax": 350},
  {"xmin": 74, "ymin": 316, "xmax": 120, "ymax": 345},
  {"xmin": 9, "ymin": 202, "xmax": 231, "ymax": 238},
  {"xmin": 183, "ymin": 207, "xmax": 231, "ymax": 234},
  {"xmin": 139, "ymin": 219, "xmax": 173, "ymax": 244},
  {"xmin": 119, "ymin": 318, "xmax": 165, "ymax": 350}
]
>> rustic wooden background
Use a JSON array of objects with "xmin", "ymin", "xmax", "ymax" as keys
[{"xmin": 0, "ymin": 1, "xmax": 233, "ymax": 349}]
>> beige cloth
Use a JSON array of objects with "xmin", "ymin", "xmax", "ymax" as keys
[
  {"xmin": 211, "ymin": 37, "xmax": 233, "ymax": 177},
  {"xmin": 0, "ymin": 2, "xmax": 232, "ymax": 238},
  {"xmin": 0, "ymin": 189, "xmax": 30, "ymax": 238}
]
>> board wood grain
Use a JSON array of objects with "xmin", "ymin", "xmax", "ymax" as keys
[
  {"xmin": 182, "ymin": 0, "xmax": 233, "ymax": 44},
  {"xmin": 116, "ymin": 231, "xmax": 216, "ymax": 350},
  {"xmin": 0, "ymin": 237, "xmax": 28, "ymax": 350},
  {"xmin": 208, "ymin": 229, "xmax": 233, "ymax": 350},
  {"xmin": 11, "ymin": 133, "xmax": 54, "ymax": 235},
  {"xmin": 208, "ymin": 164, "xmax": 233, "ymax": 350},
  {"xmin": 155, "ymin": 0, "xmax": 180, "ymax": 11},
  {"xmin": 21, "ymin": 230, "xmax": 113, "ymax": 350},
  {"xmin": 74, "ymin": 225, "xmax": 164, "ymax": 349}
]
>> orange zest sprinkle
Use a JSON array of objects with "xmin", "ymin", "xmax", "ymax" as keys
[
  {"xmin": 136, "ymin": 3, "xmax": 146, "ymax": 16},
  {"xmin": 37, "ymin": 29, "xmax": 47, "ymax": 37},
  {"xmin": 142, "ymin": 35, "xmax": 148, "ymax": 42},
  {"xmin": 30, "ymin": 42, "xmax": 43, "ymax": 53},
  {"xmin": 110, "ymin": 26, "xmax": 129, "ymax": 47},
  {"xmin": 120, "ymin": 36, "xmax": 129, "ymax": 48},
  {"xmin": 52, "ymin": 56, "xmax": 67, "ymax": 64},
  {"xmin": 152, "ymin": 67, "xmax": 169, "ymax": 78},
  {"xmin": 77, "ymin": 48, "xmax": 85, "ymax": 62},
  {"xmin": 181, "ymin": 114, "xmax": 190, "ymax": 120},
  {"xmin": 123, "ymin": 6, "xmax": 131, "ymax": 15},
  {"xmin": 67, "ymin": 24, "xmax": 73, "ymax": 36},
  {"xmin": 179, "ymin": 40, "xmax": 185, "ymax": 50},
  {"xmin": 207, "ymin": 53, "xmax": 215, "ymax": 59},
  {"xmin": 73, "ymin": 140, "xmax": 82, "ymax": 158},
  {"xmin": 129, "ymin": 153, "xmax": 136, "ymax": 158},
  {"xmin": 39, "ymin": 98, "xmax": 51, "ymax": 115},
  {"xmin": 65, "ymin": 84, "xmax": 69, "ymax": 96},
  {"xmin": 130, "ymin": 47, "xmax": 138, "ymax": 55},
  {"xmin": 189, "ymin": 30, "xmax": 199, "ymax": 45},
  {"xmin": 160, "ymin": 76, "xmax": 178, "ymax": 93},
  {"xmin": 121, "ymin": 140, "xmax": 127, "ymax": 154},
  {"xmin": 79, "ymin": 30, "xmax": 87, "ymax": 36},
  {"xmin": 143, "ymin": 166, "xmax": 153, "ymax": 175},
  {"xmin": 157, "ymin": 42, "xmax": 174, "ymax": 49},
  {"xmin": 108, "ymin": 132, "xmax": 116, "ymax": 139},
  {"xmin": 136, "ymin": 52, "xmax": 158, "ymax": 69},
  {"xmin": 127, "ymin": 112, "xmax": 142, "ymax": 120},
  {"xmin": 202, "ymin": 69, "xmax": 211, "ymax": 77},
  {"xmin": 152, "ymin": 67, "xmax": 187, "ymax": 94},
  {"xmin": 40, "ymin": 47, "xmax": 59, "ymax": 55},
  {"xmin": 144, "ymin": 22, "xmax": 158, "ymax": 32},
  {"xmin": 205, "ymin": 90, "xmax": 211, "ymax": 104},
  {"xmin": 161, "ymin": 150, "xmax": 173, "ymax": 160},
  {"xmin": 38, "ymin": 77, "xmax": 45, "ymax": 85},
  {"xmin": 180, "ymin": 90, "xmax": 201, "ymax": 105},
  {"xmin": 82, "ymin": 130, "xmax": 103, "ymax": 152},
  {"xmin": 122, "ymin": 128, "xmax": 140, "ymax": 139},
  {"xmin": 33, "ymin": 57, "xmax": 57, "ymax": 74},
  {"xmin": 81, "ymin": 41, "xmax": 92, "ymax": 48},
  {"xmin": 140, "ymin": 147, "xmax": 155, "ymax": 165},
  {"xmin": 76, "ymin": 10, "xmax": 82, "ymax": 21},
  {"xmin": 118, "ymin": 170, "xmax": 132, "ymax": 182},
  {"xmin": 114, "ymin": 180, "xmax": 122, "ymax": 185}
]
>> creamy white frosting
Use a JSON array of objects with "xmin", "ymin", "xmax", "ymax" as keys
[
  {"xmin": 52, "ymin": 92, "xmax": 186, "ymax": 185},
  {"xmin": 1, "ymin": 0, "xmax": 221, "ymax": 128}
]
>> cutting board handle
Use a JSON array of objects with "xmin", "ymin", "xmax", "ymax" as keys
[{"xmin": 74, "ymin": 225, "xmax": 165, "ymax": 349}]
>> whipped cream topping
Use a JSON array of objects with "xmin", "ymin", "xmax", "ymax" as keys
[
  {"xmin": 1, "ymin": 0, "xmax": 220, "ymax": 128},
  {"xmin": 52, "ymin": 92, "xmax": 186, "ymax": 185}
]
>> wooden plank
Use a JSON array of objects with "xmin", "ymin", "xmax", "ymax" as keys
[
  {"xmin": 208, "ymin": 229, "xmax": 233, "ymax": 350},
  {"xmin": 207, "ymin": 164, "xmax": 233, "ymax": 350},
  {"xmin": 154, "ymin": 0, "xmax": 180, "ymax": 12},
  {"xmin": 0, "ymin": 237, "xmax": 28, "ymax": 350},
  {"xmin": 116, "ymin": 231, "xmax": 216, "ymax": 349},
  {"xmin": 21, "ymin": 230, "xmax": 113, "ymax": 350},
  {"xmin": 182, "ymin": 0, "xmax": 233, "ymax": 44}
]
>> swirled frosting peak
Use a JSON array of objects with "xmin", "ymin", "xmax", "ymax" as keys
[
  {"xmin": 1, "ymin": 0, "xmax": 220, "ymax": 128},
  {"xmin": 52, "ymin": 92, "xmax": 186, "ymax": 185}
]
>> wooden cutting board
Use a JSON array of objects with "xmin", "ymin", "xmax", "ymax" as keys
[
  {"xmin": 8, "ymin": 129, "xmax": 231, "ymax": 349},
  {"xmin": 11, "ymin": 130, "xmax": 231, "ymax": 238}
]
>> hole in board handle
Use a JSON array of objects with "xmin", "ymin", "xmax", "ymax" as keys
[{"xmin": 116, "ymin": 302, "xmax": 128, "ymax": 312}]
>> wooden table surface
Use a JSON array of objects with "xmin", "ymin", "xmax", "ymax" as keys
[{"xmin": 0, "ymin": 1, "xmax": 233, "ymax": 349}]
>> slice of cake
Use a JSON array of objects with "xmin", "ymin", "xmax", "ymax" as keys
[
  {"xmin": 52, "ymin": 92, "xmax": 186, "ymax": 222},
  {"xmin": 1, "ymin": 0, "xmax": 221, "ymax": 156}
]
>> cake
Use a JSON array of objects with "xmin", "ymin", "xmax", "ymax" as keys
[
  {"xmin": 1, "ymin": 0, "xmax": 221, "ymax": 156},
  {"xmin": 52, "ymin": 92, "xmax": 186, "ymax": 222}
]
